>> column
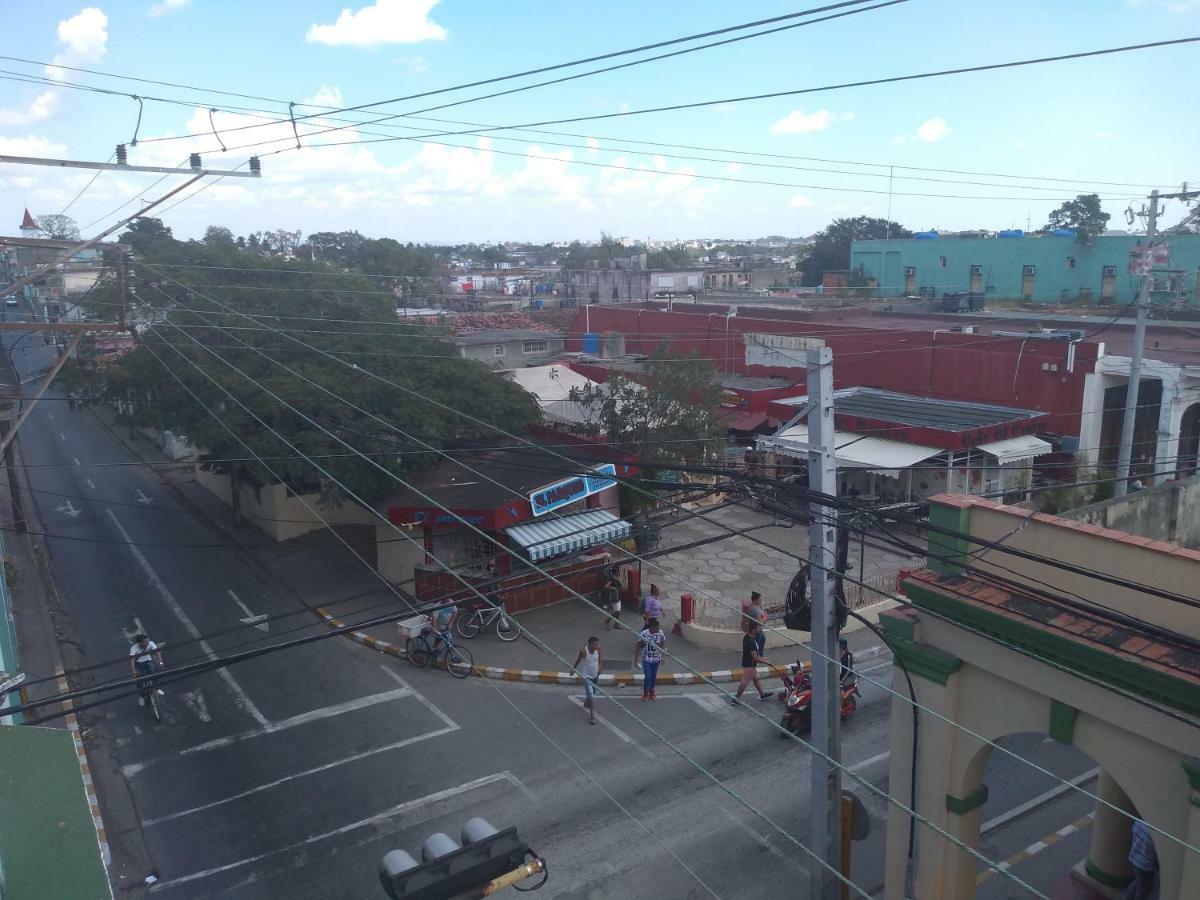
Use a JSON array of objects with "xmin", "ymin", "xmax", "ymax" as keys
[
  {"xmin": 1083, "ymin": 769, "xmax": 1135, "ymax": 891},
  {"xmin": 1153, "ymin": 375, "xmax": 1178, "ymax": 485},
  {"xmin": 1178, "ymin": 759, "xmax": 1200, "ymax": 899}
]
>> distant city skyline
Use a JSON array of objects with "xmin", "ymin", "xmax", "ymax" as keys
[{"xmin": 2, "ymin": 1, "xmax": 1197, "ymax": 243}]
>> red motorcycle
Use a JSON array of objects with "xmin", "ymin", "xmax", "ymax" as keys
[{"xmin": 779, "ymin": 663, "xmax": 861, "ymax": 736}]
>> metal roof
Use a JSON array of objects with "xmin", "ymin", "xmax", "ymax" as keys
[
  {"xmin": 829, "ymin": 387, "xmax": 1043, "ymax": 432},
  {"xmin": 975, "ymin": 434, "xmax": 1052, "ymax": 463},
  {"xmin": 759, "ymin": 424, "xmax": 943, "ymax": 471}
]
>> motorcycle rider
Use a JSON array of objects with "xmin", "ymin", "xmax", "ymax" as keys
[{"xmin": 839, "ymin": 638, "xmax": 854, "ymax": 685}]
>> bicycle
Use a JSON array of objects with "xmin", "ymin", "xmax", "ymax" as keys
[
  {"xmin": 135, "ymin": 664, "xmax": 162, "ymax": 723},
  {"xmin": 406, "ymin": 627, "xmax": 475, "ymax": 679},
  {"xmin": 455, "ymin": 598, "xmax": 520, "ymax": 642}
]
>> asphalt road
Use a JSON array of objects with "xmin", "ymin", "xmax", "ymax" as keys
[{"xmin": 3, "ymin": 313, "xmax": 1106, "ymax": 898}]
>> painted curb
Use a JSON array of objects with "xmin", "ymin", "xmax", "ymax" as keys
[
  {"xmin": 56, "ymin": 669, "xmax": 112, "ymax": 871},
  {"xmin": 314, "ymin": 607, "xmax": 792, "ymax": 686}
]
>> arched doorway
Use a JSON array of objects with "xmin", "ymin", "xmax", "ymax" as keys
[{"xmin": 1178, "ymin": 403, "xmax": 1200, "ymax": 477}]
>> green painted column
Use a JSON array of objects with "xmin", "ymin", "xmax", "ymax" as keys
[{"xmin": 927, "ymin": 501, "xmax": 972, "ymax": 576}]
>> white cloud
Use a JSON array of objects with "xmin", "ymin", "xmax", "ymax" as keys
[
  {"xmin": 306, "ymin": 0, "xmax": 447, "ymax": 47},
  {"xmin": 0, "ymin": 135, "xmax": 70, "ymax": 157},
  {"xmin": 149, "ymin": 0, "xmax": 191, "ymax": 16},
  {"xmin": 396, "ymin": 55, "xmax": 428, "ymax": 74},
  {"xmin": 769, "ymin": 109, "xmax": 834, "ymax": 135},
  {"xmin": 305, "ymin": 85, "xmax": 344, "ymax": 107},
  {"xmin": 891, "ymin": 117, "xmax": 952, "ymax": 145},
  {"xmin": 789, "ymin": 194, "xmax": 814, "ymax": 208},
  {"xmin": 1096, "ymin": 130, "xmax": 1112, "ymax": 141},
  {"xmin": 0, "ymin": 8, "xmax": 108, "ymax": 126},
  {"xmin": 915, "ymin": 117, "xmax": 951, "ymax": 143}
]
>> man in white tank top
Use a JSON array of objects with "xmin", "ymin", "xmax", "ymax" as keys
[{"xmin": 574, "ymin": 636, "xmax": 603, "ymax": 724}]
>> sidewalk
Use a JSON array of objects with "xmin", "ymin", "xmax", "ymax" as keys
[{"xmin": 89, "ymin": 407, "xmax": 889, "ymax": 685}]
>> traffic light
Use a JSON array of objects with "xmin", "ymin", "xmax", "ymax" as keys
[{"xmin": 379, "ymin": 818, "xmax": 530, "ymax": 900}]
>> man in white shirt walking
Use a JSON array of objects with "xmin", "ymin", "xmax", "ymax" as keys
[{"xmin": 574, "ymin": 636, "xmax": 603, "ymax": 724}]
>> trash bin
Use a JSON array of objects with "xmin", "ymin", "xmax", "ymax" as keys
[{"xmin": 680, "ymin": 593, "xmax": 695, "ymax": 624}]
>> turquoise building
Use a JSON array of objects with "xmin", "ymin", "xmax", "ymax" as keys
[{"xmin": 849, "ymin": 233, "xmax": 1200, "ymax": 306}]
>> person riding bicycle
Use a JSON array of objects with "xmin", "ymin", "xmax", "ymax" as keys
[
  {"xmin": 129, "ymin": 633, "xmax": 165, "ymax": 706},
  {"xmin": 430, "ymin": 601, "xmax": 457, "ymax": 637}
]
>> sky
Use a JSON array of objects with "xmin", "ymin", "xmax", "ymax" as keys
[{"xmin": 1, "ymin": 0, "xmax": 1198, "ymax": 244}]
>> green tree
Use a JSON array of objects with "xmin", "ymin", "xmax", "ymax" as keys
[
  {"xmin": 568, "ymin": 344, "xmax": 724, "ymax": 463},
  {"xmin": 1044, "ymin": 193, "xmax": 1110, "ymax": 245},
  {"xmin": 645, "ymin": 246, "xmax": 692, "ymax": 269},
  {"xmin": 35, "ymin": 213, "xmax": 80, "ymax": 241},
  {"xmin": 798, "ymin": 216, "xmax": 912, "ymax": 286},
  {"xmin": 308, "ymin": 230, "xmax": 365, "ymax": 266}
]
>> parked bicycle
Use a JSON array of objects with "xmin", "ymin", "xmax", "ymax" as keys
[
  {"xmin": 455, "ymin": 595, "xmax": 520, "ymax": 642},
  {"xmin": 406, "ymin": 626, "xmax": 475, "ymax": 679}
]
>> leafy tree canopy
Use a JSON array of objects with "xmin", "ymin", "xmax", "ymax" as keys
[
  {"xmin": 798, "ymin": 216, "xmax": 912, "ymax": 286},
  {"xmin": 1043, "ymin": 193, "xmax": 1110, "ymax": 245},
  {"xmin": 35, "ymin": 213, "xmax": 81, "ymax": 241},
  {"xmin": 79, "ymin": 219, "xmax": 541, "ymax": 504}
]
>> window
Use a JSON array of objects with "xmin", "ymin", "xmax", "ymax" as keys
[
  {"xmin": 1066, "ymin": 257, "xmax": 1076, "ymax": 270},
  {"xmin": 493, "ymin": 344, "xmax": 505, "ymax": 357},
  {"xmin": 1102, "ymin": 265, "xmax": 1116, "ymax": 277},
  {"xmin": 522, "ymin": 339, "xmax": 549, "ymax": 354},
  {"xmin": 938, "ymin": 256, "xmax": 948, "ymax": 269},
  {"xmin": 1023, "ymin": 265, "xmax": 1036, "ymax": 276},
  {"xmin": 903, "ymin": 266, "xmax": 916, "ymax": 276},
  {"xmin": 970, "ymin": 265, "xmax": 983, "ymax": 276}
]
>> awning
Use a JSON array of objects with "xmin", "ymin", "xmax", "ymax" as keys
[
  {"xmin": 718, "ymin": 408, "xmax": 776, "ymax": 432},
  {"xmin": 505, "ymin": 509, "xmax": 631, "ymax": 562},
  {"xmin": 759, "ymin": 425, "xmax": 943, "ymax": 472},
  {"xmin": 975, "ymin": 435, "xmax": 1052, "ymax": 464}
]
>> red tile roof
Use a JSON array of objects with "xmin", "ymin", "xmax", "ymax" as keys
[{"xmin": 20, "ymin": 208, "xmax": 37, "ymax": 230}]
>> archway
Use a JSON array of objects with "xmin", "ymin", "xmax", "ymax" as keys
[{"xmin": 1178, "ymin": 403, "xmax": 1200, "ymax": 477}]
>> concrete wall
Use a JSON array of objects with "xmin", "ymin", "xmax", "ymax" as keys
[
  {"xmin": 851, "ymin": 233, "xmax": 1200, "ymax": 304},
  {"xmin": 195, "ymin": 469, "xmax": 378, "ymax": 542},
  {"xmin": 457, "ymin": 335, "xmax": 564, "ymax": 364},
  {"xmin": 949, "ymin": 495, "xmax": 1200, "ymax": 639},
  {"xmin": 1063, "ymin": 474, "xmax": 1200, "ymax": 549},
  {"xmin": 377, "ymin": 523, "xmax": 427, "ymax": 585}
]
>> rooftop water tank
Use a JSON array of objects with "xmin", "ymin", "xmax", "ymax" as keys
[
  {"xmin": 582, "ymin": 332, "xmax": 601, "ymax": 354},
  {"xmin": 1052, "ymin": 228, "xmax": 1076, "ymax": 238},
  {"xmin": 998, "ymin": 229, "xmax": 1024, "ymax": 238},
  {"xmin": 915, "ymin": 231, "xmax": 940, "ymax": 240}
]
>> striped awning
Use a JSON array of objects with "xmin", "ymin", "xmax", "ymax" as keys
[{"xmin": 505, "ymin": 510, "xmax": 631, "ymax": 562}]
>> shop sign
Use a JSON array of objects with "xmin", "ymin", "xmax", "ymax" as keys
[{"xmin": 529, "ymin": 464, "xmax": 616, "ymax": 516}]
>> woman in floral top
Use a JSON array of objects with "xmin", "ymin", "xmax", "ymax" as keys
[{"xmin": 636, "ymin": 617, "xmax": 667, "ymax": 701}]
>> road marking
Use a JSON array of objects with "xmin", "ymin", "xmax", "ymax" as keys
[
  {"xmin": 135, "ymin": 489, "xmax": 154, "ymax": 506},
  {"xmin": 976, "ymin": 812, "xmax": 1093, "ymax": 884},
  {"xmin": 227, "ymin": 589, "xmax": 267, "ymax": 632},
  {"xmin": 73, "ymin": 457, "xmax": 81, "ymax": 466},
  {"xmin": 181, "ymin": 690, "xmax": 211, "ymax": 723},
  {"xmin": 981, "ymin": 767, "xmax": 1099, "ymax": 835},
  {"xmin": 48, "ymin": 411, "xmax": 54, "ymax": 420},
  {"xmin": 85, "ymin": 478, "xmax": 96, "ymax": 489},
  {"xmin": 721, "ymin": 808, "xmax": 806, "ymax": 874},
  {"xmin": 148, "ymin": 772, "xmax": 525, "ymax": 892},
  {"xmin": 379, "ymin": 665, "xmax": 458, "ymax": 730},
  {"xmin": 55, "ymin": 499, "xmax": 82, "ymax": 518},
  {"xmin": 143, "ymin": 724, "xmax": 458, "ymax": 827},
  {"xmin": 848, "ymin": 750, "xmax": 891, "ymax": 774},
  {"xmin": 59, "ymin": 432, "xmax": 66, "ymax": 441},
  {"xmin": 567, "ymin": 695, "xmax": 654, "ymax": 759},
  {"xmin": 106, "ymin": 509, "xmax": 269, "ymax": 728},
  {"xmin": 178, "ymin": 687, "xmax": 412, "ymax": 755}
]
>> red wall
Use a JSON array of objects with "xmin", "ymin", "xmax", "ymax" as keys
[{"xmin": 569, "ymin": 307, "xmax": 1098, "ymax": 437}]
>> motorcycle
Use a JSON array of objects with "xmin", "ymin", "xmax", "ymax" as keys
[{"xmin": 779, "ymin": 662, "xmax": 861, "ymax": 736}]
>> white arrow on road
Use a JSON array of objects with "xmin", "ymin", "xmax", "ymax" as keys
[
  {"xmin": 228, "ymin": 589, "xmax": 268, "ymax": 632},
  {"xmin": 55, "ymin": 499, "xmax": 82, "ymax": 518},
  {"xmin": 136, "ymin": 489, "xmax": 154, "ymax": 505}
]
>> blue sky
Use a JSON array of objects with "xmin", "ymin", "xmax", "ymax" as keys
[{"xmin": 1, "ymin": 0, "xmax": 1197, "ymax": 243}]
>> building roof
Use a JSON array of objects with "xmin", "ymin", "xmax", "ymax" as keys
[
  {"xmin": 830, "ymin": 387, "xmax": 1043, "ymax": 432},
  {"xmin": 761, "ymin": 424, "xmax": 943, "ymax": 471},
  {"xmin": 20, "ymin": 208, "xmax": 37, "ymax": 230},
  {"xmin": 716, "ymin": 373, "xmax": 795, "ymax": 391},
  {"xmin": 451, "ymin": 329, "xmax": 563, "ymax": 347}
]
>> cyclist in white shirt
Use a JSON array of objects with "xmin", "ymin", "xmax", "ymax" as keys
[{"xmin": 129, "ymin": 633, "xmax": 165, "ymax": 706}]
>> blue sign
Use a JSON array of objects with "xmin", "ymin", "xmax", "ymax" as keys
[{"xmin": 530, "ymin": 464, "xmax": 617, "ymax": 517}]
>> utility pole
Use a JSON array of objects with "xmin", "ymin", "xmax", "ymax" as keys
[
  {"xmin": 807, "ymin": 345, "xmax": 841, "ymax": 898},
  {"xmin": 116, "ymin": 246, "xmax": 129, "ymax": 329},
  {"xmin": 1114, "ymin": 190, "xmax": 1158, "ymax": 498}
]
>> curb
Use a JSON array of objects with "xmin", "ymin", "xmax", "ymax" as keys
[
  {"xmin": 314, "ymin": 607, "xmax": 791, "ymax": 686},
  {"xmin": 56, "ymin": 669, "xmax": 112, "ymax": 872}
]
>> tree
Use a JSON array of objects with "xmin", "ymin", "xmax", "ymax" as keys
[
  {"xmin": 569, "ymin": 344, "xmax": 724, "ymax": 464},
  {"xmin": 203, "ymin": 226, "xmax": 236, "ymax": 246},
  {"xmin": 308, "ymin": 230, "xmax": 365, "ymax": 266},
  {"xmin": 35, "ymin": 213, "xmax": 81, "ymax": 241},
  {"xmin": 645, "ymin": 246, "xmax": 692, "ymax": 269},
  {"xmin": 798, "ymin": 216, "xmax": 912, "ymax": 286},
  {"xmin": 1044, "ymin": 193, "xmax": 1110, "ymax": 245}
]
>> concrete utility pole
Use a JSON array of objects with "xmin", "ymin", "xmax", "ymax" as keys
[
  {"xmin": 806, "ymin": 345, "xmax": 842, "ymax": 898},
  {"xmin": 1114, "ymin": 190, "xmax": 1158, "ymax": 498}
]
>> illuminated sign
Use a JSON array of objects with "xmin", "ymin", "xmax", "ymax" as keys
[{"xmin": 530, "ymin": 464, "xmax": 617, "ymax": 517}]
